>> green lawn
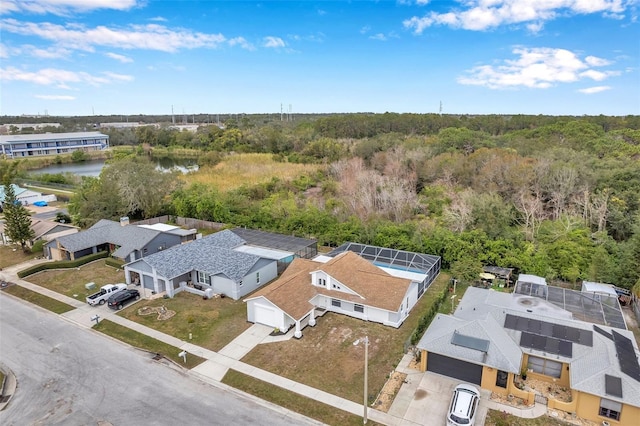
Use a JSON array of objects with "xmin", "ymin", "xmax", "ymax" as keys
[
  {"xmin": 119, "ymin": 292, "xmax": 251, "ymax": 351},
  {"xmin": 1, "ymin": 284, "xmax": 75, "ymax": 314},
  {"xmin": 222, "ymin": 370, "xmax": 381, "ymax": 426},
  {"xmin": 26, "ymin": 260, "xmax": 125, "ymax": 301},
  {"xmin": 240, "ymin": 273, "xmax": 451, "ymax": 404},
  {"xmin": 0, "ymin": 245, "xmax": 39, "ymax": 269},
  {"xmin": 93, "ymin": 319, "xmax": 206, "ymax": 368}
]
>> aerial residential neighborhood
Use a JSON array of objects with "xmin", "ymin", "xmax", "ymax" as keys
[{"xmin": 1, "ymin": 1, "xmax": 639, "ymax": 426}]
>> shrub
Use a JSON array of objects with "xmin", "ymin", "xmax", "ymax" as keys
[{"xmin": 17, "ymin": 251, "xmax": 108, "ymax": 278}]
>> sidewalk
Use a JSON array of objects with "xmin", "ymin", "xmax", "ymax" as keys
[
  {"xmin": 1, "ymin": 260, "xmax": 412, "ymax": 425},
  {"xmin": 1, "ymin": 259, "xmax": 546, "ymax": 425}
]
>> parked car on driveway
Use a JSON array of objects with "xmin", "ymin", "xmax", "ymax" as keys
[
  {"xmin": 107, "ymin": 289, "xmax": 140, "ymax": 310},
  {"xmin": 446, "ymin": 384, "xmax": 480, "ymax": 426},
  {"xmin": 86, "ymin": 283, "xmax": 127, "ymax": 306}
]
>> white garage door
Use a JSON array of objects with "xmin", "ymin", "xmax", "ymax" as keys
[{"xmin": 254, "ymin": 304, "xmax": 278, "ymax": 328}]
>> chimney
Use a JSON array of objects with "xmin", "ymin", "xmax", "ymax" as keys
[{"xmin": 120, "ymin": 217, "xmax": 130, "ymax": 226}]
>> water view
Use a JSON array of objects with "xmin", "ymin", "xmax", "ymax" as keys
[{"xmin": 30, "ymin": 157, "xmax": 199, "ymax": 177}]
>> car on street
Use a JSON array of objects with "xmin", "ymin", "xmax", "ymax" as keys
[
  {"xmin": 107, "ymin": 289, "xmax": 140, "ymax": 310},
  {"xmin": 446, "ymin": 383, "xmax": 480, "ymax": 426}
]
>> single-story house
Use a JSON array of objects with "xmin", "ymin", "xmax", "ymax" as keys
[
  {"xmin": 0, "ymin": 184, "xmax": 56, "ymax": 208},
  {"xmin": 45, "ymin": 218, "xmax": 196, "ymax": 262},
  {"xmin": 0, "ymin": 217, "xmax": 78, "ymax": 246},
  {"xmin": 245, "ymin": 243, "xmax": 441, "ymax": 338},
  {"xmin": 417, "ymin": 287, "xmax": 640, "ymax": 426},
  {"xmin": 123, "ymin": 229, "xmax": 286, "ymax": 300}
]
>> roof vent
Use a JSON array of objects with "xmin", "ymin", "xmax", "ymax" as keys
[{"xmin": 120, "ymin": 216, "xmax": 130, "ymax": 226}]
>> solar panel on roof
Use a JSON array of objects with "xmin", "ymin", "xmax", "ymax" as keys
[
  {"xmin": 594, "ymin": 325, "xmax": 613, "ymax": 340},
  {"xmin": 558, "ymin": 340, "xmax": 573, "ymax": 357},
  {"xmin": 504, "ymin": 314, "xmax": 518, "ymax": 329},
  {"xmin": 519, "ymin": 332, "xmax": 573, "ymax": 357},
  {"xmin": 451, "ymin": 332, "xmax": 490, "ymax": 353},
  {"xmin": 612, "ymin": 330, "xmax": 640, "ymax": 382},
  {"xmin": 605, "ymin": 374, "xmax": 623, "ymax": 398}
]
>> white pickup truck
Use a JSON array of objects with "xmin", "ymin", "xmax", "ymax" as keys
[{"xmin": 86, "ymin": 283, "xmax": 127, "ymax": 306}]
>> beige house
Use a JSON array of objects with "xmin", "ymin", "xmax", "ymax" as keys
[{"xmin": 417, "ymin": 287, "xmax": 640, "ymax": 426}]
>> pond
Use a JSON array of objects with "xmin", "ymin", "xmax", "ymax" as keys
[{"xmin": 30, "ymin": 157, "xmax": 199, "ymax": 177}]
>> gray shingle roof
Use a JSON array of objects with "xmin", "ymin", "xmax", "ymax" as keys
[
  {"xmin": 53, "ymin": 219, "xmax": 160, "ymax": 256},
  {"xmin": 138, "ymin": 230, "xmax": 258, "ymax": 282},
  {"xmin": 418, "ymin": 287, "xmax": 640, "ymax": 409},
  {"xmin": 417, "ymin": 313, "xmax": 522, "ymax": 374}
]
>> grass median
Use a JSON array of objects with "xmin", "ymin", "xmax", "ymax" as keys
[
  {"xmin": 93, "ymin": 319, "xmax": 206, "ymax": 369},
  {"xmin": 2, "ymin": 285, "xmax": 75, "ymax": 314},
  {"xmin": 222, "ymin": 369, "xmax": 381, "ymax": 426}
]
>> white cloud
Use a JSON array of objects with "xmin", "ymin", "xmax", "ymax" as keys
[
  {"xmin": 105, "ymin": 52, "xmax": 133, "ymax": 63},
  {"xmin": 149, "ymin": 16, "xmax": 167, "ymax": 22},
  {"xmin": 0, "ymin": 43, "xmax": 10, "ymax": 58},
  {"xmin": 0, "ymin": 66, "xmax": 133, "ymax": 87},
  {"xmin": 263, "ymin": 36, "xmax": 285, "ymax": 48},
  {"xmin": 0, "ymin": 0, "xmax": 139, "ymax": 16},
  {"xmin": 369, "ymin": 33, "xmax": 387, "ymax": 41},
  {"xmin": 457, "ymin": 47, "xmax": 618, "ymax": 89},
  {"xmin": 1, "ymin": 19, "xmax": 227, "ymax": 53},
  {"xmin": 578, "ymin": 86, "xmax": 611, "ymax": 94},
  {"xmin": 360, "ymin": 25, "xmax": 371, "ymax": 34},
  {"xmin": 404, "ymin": 0, "xmax": 629, "ymax": 33},
  {"xmin": 34, "ymin": 94, "xmax": 75, "ymax": 100},
  {"xmin": 228, "ymin": 37, "xmax": 255, "ymax": 50}
]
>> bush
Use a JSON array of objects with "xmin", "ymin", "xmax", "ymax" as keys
[
  {"xmin": 31, "ymin": 239, "xmax": 45, "ymax": 254},
  {"xmin": 410, "ymin": 286, "xmax": 449, "ymax": 345},
  {"xmin": 17, "ymin": 251, "xmax": 108, "ymax": 278},
  {"xmin": 105, "ymin": 257, "xmax": 124, "ymax": 269}
]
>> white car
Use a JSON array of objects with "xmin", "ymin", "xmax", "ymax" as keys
[{"xmin": 446, "ymin": 384, "xmax": 480, "ymax": 426}]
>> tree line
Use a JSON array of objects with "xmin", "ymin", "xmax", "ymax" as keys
[{"xmin": 3, "ymin": 113, "xmax": 639, "ymax": 291}]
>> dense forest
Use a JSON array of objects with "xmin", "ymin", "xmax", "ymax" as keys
[{"xmin": 6, "ymin": 113, "xmax": 640, "ymax": 291}]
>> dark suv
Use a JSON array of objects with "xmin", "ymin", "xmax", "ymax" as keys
[{"xmin": 107, "ymin": 289, "xmax": 140, "ymax": 310}]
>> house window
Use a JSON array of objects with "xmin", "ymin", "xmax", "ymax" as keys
[
  {"xmin": 197, "ymin": 271, "xmax": 211, "ymax": 285},
  {"xmin": 332, "ymin": 283, "xmax": 341, "ymax": 290},
  {"xmin": 256, "ymin": 272, "xmax": 260, "ymax": 284},
  {"xmin": 331, "ymin": 299, "xmax": 341, "ymax": 308},
  {"xmin": 599, "ymin": 398, "xmax": 621, "ymax": 421},
  {"xmin": 496, "ymin": 370, "xmax": 508, "ymax": 388},
  {"xmin": 354, "ymin": 304, "xmax": 364, "ymax": 313},
  {"xmin": 527, "ymin": 356, "xmax": 562, "ymax": 378},
  {"xmin": 317, "ymin": 278, "xmax": 326, "ymax": 287}
]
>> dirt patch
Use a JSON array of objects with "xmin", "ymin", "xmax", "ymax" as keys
[
  {"xmin": 372, "ymin": 371, "xmax": 407, "ymax": 412},
  {"xmin": 515, "ymin": 377, "xmax": 572, "ymax": 403}
]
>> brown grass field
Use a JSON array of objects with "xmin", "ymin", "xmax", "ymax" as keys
[{"xmin": 183, "ymin": 153, "xmax": 323, "ymax": 192}]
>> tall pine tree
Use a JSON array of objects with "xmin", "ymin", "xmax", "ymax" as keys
[{"xmin": 3, "ymin": 183, "xmax": 35, "ymax": 252}]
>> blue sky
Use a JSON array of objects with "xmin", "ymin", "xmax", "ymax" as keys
[{"xmin": 1, "ymin": 0, "xmax": 638, "ymax": 117}]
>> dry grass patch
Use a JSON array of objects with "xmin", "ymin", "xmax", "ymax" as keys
[
  {"xmin": 241, "ymin": 273, "xmax": 450, "ymax": 404},
  {"xmin": 0, "ymin": 245, "xmax": 39, "ymax": 269},
  {"xmin": 184, "ymin": 153, "xmax": 322, "ymax": 192},
  {"xmin": 2, "ymin": 284, "xmax": 75, "ymax": 314},
  {"xmin": 222, "ymin": 370, "xmax": 381, "ymax": 426},
  {"xmin": 94, "ymin": 319, "xmax": 206, "ymax": 369},
  {"xmin": 119, "ymin": 292, "xmax": 251, "ymax": 351},
  {"xmin": 26, "ymin": 260, "xmax": 125, "ymax": 300}
]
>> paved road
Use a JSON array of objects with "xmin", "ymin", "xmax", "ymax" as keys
[{"xmin": 0, "ymin": 294, "xmax": 316, "ymax": 426}]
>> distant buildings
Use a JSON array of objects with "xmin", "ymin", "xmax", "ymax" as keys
[
  {"xmin": 0, "ymin": 131, "xmax": 109, "ymax": 158},
  {"xmin": 0, "ymin": 123, "xmax": 62, "ymax": 134}
]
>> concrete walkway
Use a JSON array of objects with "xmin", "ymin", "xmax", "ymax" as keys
[{"xmin": 1, "ymin": 259, "xmax": 547, "ymax": 425}]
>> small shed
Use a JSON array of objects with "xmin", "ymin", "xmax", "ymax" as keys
[{"xmin": 516, "ymin": 274, "xmax": 546, "ymax": 286}]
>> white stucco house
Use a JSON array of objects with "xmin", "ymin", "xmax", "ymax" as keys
[
  {"xmin": 124, "ymin": 229, "xmax": 287, "ymax": 300},
  {"xmin": 245, "ymin": 242, "xmax": 441, "ymax": 338}
]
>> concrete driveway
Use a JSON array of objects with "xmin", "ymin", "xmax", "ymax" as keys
[{"xmin": 389, "ymin": 370, "xmax": 490, "ymax": 426}]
